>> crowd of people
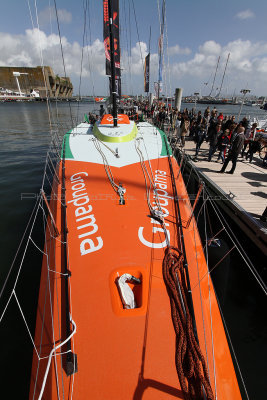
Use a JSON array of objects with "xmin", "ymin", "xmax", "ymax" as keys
[
  {"xmin": 126, "ymin": 101, "xmax": 265, "ymax": 173},
  {"xmin": 88, "ymin": 99, "xmax": 266, "ymax": 172}
]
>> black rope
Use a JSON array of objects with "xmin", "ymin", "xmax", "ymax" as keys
[{"xmin": 164, "ymin": 136, "xmax": 199, "ymax": 342}]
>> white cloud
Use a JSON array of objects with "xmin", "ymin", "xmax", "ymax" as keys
[
  {"xmin": 0, "ymin": 29, "xmax": 106, "ymax": 93},
  {"xmin": 1, "ymin": 28, "xmax": 267, "ymax": 96},
  {"xmin": 167, "ymin": 45, "xmax": 191, "ymax": 56},
  {"xmin": 38, "ymin": 7, "xmax": 72, "ymax": 26},
  {"xmin": 167, "ymin": 39, "xmax": 267, "ymax": 95},
  {"xmin": 236, "ymin": 9, "xmax": 255, "ymax": 20},
  {"xmin": 199, "ymin": 40, "xmax": 221, "ymax": 55}
]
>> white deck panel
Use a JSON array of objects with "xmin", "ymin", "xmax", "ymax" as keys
[{"xmin": 67, "ymin": 121, "xmax": 166, "ymax": 167}]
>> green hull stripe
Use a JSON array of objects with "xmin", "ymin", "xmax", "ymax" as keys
[
  {"xmin": 157, "ymin": 129, "xmax": 172, "ymax": 156},
  {"xmin": 61, "ymin": 133, "xmax": 74, "ymax": 159}
]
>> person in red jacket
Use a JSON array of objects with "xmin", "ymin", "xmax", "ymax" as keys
[
  {"xmin": 217, "ymin": 112, "xmax": 224, "ymax": 122},
  {"xmin": 217, "ymin": 129, "xmax": 230, "ymax": 163}
]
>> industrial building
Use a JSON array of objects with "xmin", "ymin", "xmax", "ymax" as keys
[{"xmin": 0, "ymin": 66, "xmax": 73, "ymax": 99}]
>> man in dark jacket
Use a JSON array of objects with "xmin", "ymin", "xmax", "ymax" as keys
[
  {"xmin": 207, "ymin": 122, "xmax": 222, "ymax": 161},
  {"xmin": 219, "ymin": 126, "xmax": 245, "ymax": 174},
  {"xmin": 194, "ymin": 120, "xmax": 207, "ymax": 159}
]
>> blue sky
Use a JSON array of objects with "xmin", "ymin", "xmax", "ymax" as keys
[{"xmin": 1, "ymin": 0, "xmax": 267, "ymax": 96}]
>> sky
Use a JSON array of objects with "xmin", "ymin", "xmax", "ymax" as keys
[{"xmin": 1, "ymin": 0, "xmax": 267, "ymax": 97}]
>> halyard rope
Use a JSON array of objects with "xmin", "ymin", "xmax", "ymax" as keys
[{"xmin": 163, "ymin": 247, "xmax": 214, "ymax": 400}]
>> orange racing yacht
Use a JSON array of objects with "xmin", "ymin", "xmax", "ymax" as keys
[{"xmin": 29, "ymin": 1, "xmax": 242, "ymax": 399}]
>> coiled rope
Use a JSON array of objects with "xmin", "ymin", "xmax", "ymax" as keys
[{"xmin": 163, "ymin": 246, "xmax": 214, "ymax": 400}]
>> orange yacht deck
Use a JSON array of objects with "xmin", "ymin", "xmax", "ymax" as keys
[{"xmin": 30, "ymin": 115, "xmax": 241, "ymax": 399}]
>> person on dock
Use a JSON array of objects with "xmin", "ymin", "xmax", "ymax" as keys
[
  {"xmin": 219, "ymin": 126, "xmax": 245, "ymax": 174},
  {"xmin": 99, "ymin": 104, "xmax": 105, "ymax": 118},
  {"xmin": 245, "ymin": 136, "xmax": 261, "ymax": 163},
  {"xmin": 217, "ymin": 112, "xmax": 224, "ymax": 122},
  {"xmin": 204, "ymin": 106, "xmax": 210, "ymax": 118},
  {"xmin": 207, "ymin": 121, "xmax": 223, "ymax": 161},
  {"xmin": 216, "ymin": 129, "xmax": 231, "ymax": 163},
  {"xmin": 194, "ymin": 119, "xmax": 207, "ymax": 160},
  {"xmin": 223, "ymin": 115, "xmax": 235, "ymax": 131},
  {"xmin": 180, "ymin": 115, "xmax": 190, "ymax": 147},
  {"xmin": 196, "ymin": 110, "xmax": 202, "ymax": 125},
  {"xmin": 211, "ymin": 106, "xmax": 217, "ymax": 117},
  {"xmin": 174, "ymin": 112, "xmax": 182, "ymax": 141},
  {"xmin": 242, "ymin": 122, "xmax": 257, "ymax": 158}
]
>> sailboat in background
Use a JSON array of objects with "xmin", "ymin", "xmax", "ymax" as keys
[{"xmin": 198, "ymin": 53, "xmax": 231, "ymax": 104}]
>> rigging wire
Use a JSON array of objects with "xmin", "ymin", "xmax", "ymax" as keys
[
  {"xmin": 122, "ymin": 0, "xmax": 131, "ymax": 95},
  {"xmin": 134, "ymin": 134, "xmax": 170, "ymax": 243},
  {"xmin": 127, "ymin": 1, "xmax": 133, "ymax": 95},
  {"xmin": 205, "ymin": 188, "xmax": 267, "ymax": 295},
  {"xmin": 193, "ymin": 198, "xmax": 250, "ymax": 400},
  {"xmin": 47, "ymin": 0, "xmax": 61, "ymax": 126},
  {"xmin": 164, "ymin": 5, "xmax": 172, "ymax": 101},
  {"xmin": 92, "ymin": 139, "xmax": 119, "ymax": 190},
  {"xmin": 203, "ymin": 193, "xmax": 217, "ymax": 398},
  {"xmin": 53, "ymin": 0, "xmax": 75, "ymax": 128},
  {"xmin": 131, "ymin": 0, "xmax": 144, "ymax": 73},
  {"xmin": 76, "ymin": 1, "xmax": 88, "ymax": 125},
  {"xmin": 42, "ymin": 198, "xmax": 61, "ymax": 399},
  {"xmin": 85, "ymin": 0, "xmax": 97, "ymax": 100},
  {"xmin": 28, "ymin": 0, "xmax": 55, "ymax": 131},
  {"xmin": 179, "ymin": 153, "xmax": 266, "ymax": 295},
  {"xmin": 214, "ymin": 288, "xmax": 250, "ymax": 400},
  {"xmin": 191, "ymin": 210, "xmax": 212, "ymax": 383}
]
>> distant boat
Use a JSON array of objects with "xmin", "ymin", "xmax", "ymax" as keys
[
  {"xmin": 197, "ymin": 97, "xmax": 230, "ymax": 105},
  {"xmin": 94, "ymin": 96, "xmax": 108, "ymax": 102}
]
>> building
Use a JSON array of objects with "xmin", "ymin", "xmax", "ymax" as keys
[{"xmin": 0, "ymin": 66, "xmax": 73, "ymax": 99}]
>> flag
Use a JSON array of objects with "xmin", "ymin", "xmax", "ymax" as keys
[
  {"xmin": 103, "ymin": 0, "xmax": 121, "ymax": 77},
  {"xmin": 109, "ymin": 77, "xmax": 121, "ymax": 97},
  {"xmin": 144, "ymin": 54, "xmax": 150, "ymax": 93}
]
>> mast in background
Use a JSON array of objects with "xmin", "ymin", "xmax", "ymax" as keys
[
  {"xmin": 158, "ymin": 0, "xmax": 165, "ymax": 100},
  {"xmin": 208, "ymin": 55, "xmax": 220, "ymax": 97},
  {"xmin": 217, "ymin": 53, "xmax": 230, "ymax": 98}
]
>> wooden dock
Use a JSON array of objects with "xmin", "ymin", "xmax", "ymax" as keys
[
  {"xmin": 170, "ymin": 135, "xmax": 267, "ymax": 254},
  {"xmin": 181, "ymin": 137, "xmax": 267, "ymax": 218}
]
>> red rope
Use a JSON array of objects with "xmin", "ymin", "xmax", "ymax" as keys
[{"xmin": 163, "ymin": 246, "xmax": 214, "ymax": 400}]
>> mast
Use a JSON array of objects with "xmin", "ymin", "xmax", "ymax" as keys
[
  {"xmin": 208, "ymin": 55, "xmax": 220, "ymax": 97},
  {"xmin": 217, "ymin": 53, "xmax": 230, "ymax": 97},
  {"xmin": 158, "ymin": 0, "xmax": 165, "ymax": 101},
  {"xmin": 107, "ymin": 0, "xmax": 118, "ymax": 127}
]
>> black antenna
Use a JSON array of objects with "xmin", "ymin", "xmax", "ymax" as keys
[{"xmin": 108, "ymin": 0, "xmax": 118, "ymax": 127}]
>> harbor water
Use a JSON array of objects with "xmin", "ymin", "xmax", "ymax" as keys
[{"xmin": 0, "ymin": 101, "xmax": 266, "ymax": 398}]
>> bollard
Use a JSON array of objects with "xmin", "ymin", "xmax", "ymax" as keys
[{"xmin": 174, "ymin": 88, "xmax": 183, "ymax": 111}]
